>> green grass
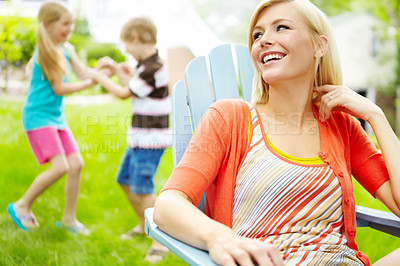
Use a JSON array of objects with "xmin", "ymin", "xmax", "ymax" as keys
[
  {"xmin": 1, "ymin": 96, "xmax": 400, "ymax": 265},
  {"xmin": 0, "ymin": 96, "xmax": 185, "ymax": 266}
]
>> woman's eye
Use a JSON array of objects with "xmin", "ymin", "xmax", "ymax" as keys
[
  {"xmin": 277, "ymin": 25, "xmax": 289, "ymax": 31},
  {"xmin": 253, "ymin": 32, "xmax": 263, "ymax": 40}
]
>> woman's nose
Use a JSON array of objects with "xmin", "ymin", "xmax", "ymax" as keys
[{"xmin": 260, "ymin": 33, "xmax": 274, "ymax": 47}]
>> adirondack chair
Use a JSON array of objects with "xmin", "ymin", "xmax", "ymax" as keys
[{"xmin": 144, "ymin": 44, "xmax": 400, "ymax": 266}]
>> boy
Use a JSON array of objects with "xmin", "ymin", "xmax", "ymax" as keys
[{"xmin": 86, "ymin": 16, "xmax": 170, "ymax": 262}]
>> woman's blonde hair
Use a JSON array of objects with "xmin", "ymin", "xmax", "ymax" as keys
[
  {"xmin": 120, "ymin": 16, "xmax": 157, "ymax": 44},
  {"xmin": 248, "ymin": 0, "xmax": 342, "ymax": 104},
  {"xmin": 37, "ymin": 0, "xmax": 70, "ymax": 85}
]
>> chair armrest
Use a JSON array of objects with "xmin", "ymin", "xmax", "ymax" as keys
[
  {"xmin": 144, "ymin": 208, "xmax": 217, "ymax": 266},
  {"xmin": 355, "ymin": 205, "xmax": 400, "ymax": 237}
]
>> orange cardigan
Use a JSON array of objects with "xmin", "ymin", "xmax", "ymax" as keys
[{"xmin": 162, "ymin": 99, "xmax": 389, "ymax": 265}]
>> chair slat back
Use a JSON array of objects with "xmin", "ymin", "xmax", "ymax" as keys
[
  {"xmin": 235, "ymin": 45, "xmax": 254, "ymax": 102},
  {"xmin": 209, "ymin": 44, "xmax": 240, "ymax": 100},
  {"xmin": 172, "ymin": 44, "xmax": 254, "ymax": 167},
  {"xmin": 184, "ymin": 56, "xmax": 214, "ymax": 129},
  {"xmin": 171, "ymin": 81, "xmax": 192, "ymax": 167}
]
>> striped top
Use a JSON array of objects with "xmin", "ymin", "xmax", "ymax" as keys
[
  {"xmin": 232, "ymin": 104, "xmax": 363, "ymax": 265},
  {"xmin": 127, "ymin": 51, "xmax": 171, "ymax": 149}
]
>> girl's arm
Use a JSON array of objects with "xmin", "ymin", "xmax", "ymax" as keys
[
  {"xmin": 51, "ymin": 43, "xmax": 96, "ymax": 96},
  {"xmin": 154, "ymin": 190, "xmax": 283, "ymax": 266},
  {"xmin": 315, "ymin": 85, "xmax": 400, "ymax": 216},
  {"xmin": 97, "ymin": 57, "xmax": 132, "ymax": 86}
]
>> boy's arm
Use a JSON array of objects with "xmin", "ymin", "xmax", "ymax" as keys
[
  {"xmin": 114, "ymin": 62, "xmax": 133, "ymax": 86},
  {"xmin": 97, "ymin": 57, "xmax": 132, "ymax": 86},
  {"xmin": 85, "ymin": 68, "xmax": 134, "ymax": 99}
]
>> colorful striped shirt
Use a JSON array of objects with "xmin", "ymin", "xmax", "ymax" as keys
[
  {"xmin": 127, "ymin": 51, "xmax": 171, "ymax": 149},
  {"xmin": 232, "ymin": 103, "xmax": 363, "ymax": 265}
]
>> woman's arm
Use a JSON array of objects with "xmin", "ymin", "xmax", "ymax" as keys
[
  {"xmin": 368, "ymin": 113, "xmax": 400, "ymax": 217},
  {"xmin": 154, "ymin": 190, "xmax": 283, "ymax": 266},
  {"xmin": 315, "ymin": 85, "xmax": 400, "ymax": 216}
]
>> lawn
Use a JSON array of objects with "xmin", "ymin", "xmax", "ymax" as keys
[
  {"xmin": 1, "ymin": 95, "xmax": 399, "ymax": 265},
  {"xmin": 0, "ymin": 96, "xmax": 185, "ymax": 266}
]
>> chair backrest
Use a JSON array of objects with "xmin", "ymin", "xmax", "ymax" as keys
[{"xmin": 172, "ymin": 44, "xmax": 254, "ymax": 167}]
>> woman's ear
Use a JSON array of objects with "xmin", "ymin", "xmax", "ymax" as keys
[{"xmin": 315, "ymin": 35, "xmax": 328, "ymax": 58}]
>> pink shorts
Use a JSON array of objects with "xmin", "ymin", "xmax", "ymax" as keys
[{"xmin": 26, "ymin": 126, "xmax": 79, "ymax": 165}]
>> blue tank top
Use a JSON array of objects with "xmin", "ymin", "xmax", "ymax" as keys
[{"xmin": 22, "ymin": 45, "xmax": 69, "ymax": 131}]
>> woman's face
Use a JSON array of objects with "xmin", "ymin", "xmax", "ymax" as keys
[
  {"xmin": 46, "ymin": 12, "xmax": 74, "ymax": 44},
  {"xmin": 251, "ymin": 3, "xmax": 317, "ymax": 85}
]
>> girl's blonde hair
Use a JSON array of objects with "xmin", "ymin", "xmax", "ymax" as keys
[
  {"xmin": 120, "ymin": 16, "xmax": 157, "ymax": 44},
  {"xmin": 248, "ymin": 0, "xmax": 342, "ymax": 104},
  {"xmin": 37, "ymin": 0, "xmax": 70, "ymax": 85}
]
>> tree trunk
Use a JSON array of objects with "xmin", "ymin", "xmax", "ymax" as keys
[{"xmin": 2, "ymin": 61, "xmax": 9, "ymax": 93}]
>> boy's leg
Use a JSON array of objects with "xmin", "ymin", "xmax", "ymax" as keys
[{"xmin": 120, "ymin": 185, "xmax": 156, "ymax": 233}]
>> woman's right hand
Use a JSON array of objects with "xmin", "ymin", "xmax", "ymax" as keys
[{"xmin": 208, "ymin": 232, "xmax": 283, "ymax": 266}]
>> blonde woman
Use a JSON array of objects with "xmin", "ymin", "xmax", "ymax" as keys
[
  {"xmin": 154, "ymin": 0, "xmax": 400, "ymax": 265},
  {"xmin": 7, "ymin": 0, "xmax": 95, "ymax": 234}
]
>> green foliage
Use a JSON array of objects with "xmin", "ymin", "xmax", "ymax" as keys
[
  {"xmin": 69, "ymin": 18, "xmax": 125, "ymax": 68},
  {"xmin": 311, "ymin": 0, "xmax": 353, "ymax": 15},
  {"xmin": 0, "ymin": 16, "xmax": 37, "ymax": 65},
  {"xmin": 73, "ymin": 18, "xmax": 91, "ymax": 37},
  {"xmin": 85, "ymin": 42, "xmax": 126, "ymax": 68}
]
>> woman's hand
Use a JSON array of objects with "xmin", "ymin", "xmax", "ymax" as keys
[
  {"xmin": 314, "ymin": 85, "xmax": 383, "ymax": 122},
  {"xmin": 208, "ymin": 232, "xmax": 283, "ymax": 266}
]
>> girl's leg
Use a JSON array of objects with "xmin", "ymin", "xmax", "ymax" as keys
[
  {"xmin": 13, "ymin": 154, "xmax": 69, "ymax": 228},
  {"xmin": 61, "ymin": 151, "xmax": 84, "ymax": 226}
]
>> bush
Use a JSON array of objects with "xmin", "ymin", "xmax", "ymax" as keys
[
  {"xmin": 85, "ymin": 42, "xmax": 126, "ymax": 68},
  {"xmin": 69, "ymin": 18, "xmax": 126, "ymax": 68}
]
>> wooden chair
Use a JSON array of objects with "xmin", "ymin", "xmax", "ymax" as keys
[{"xmin": 145, "ymin": 44, "xmax": 400, "ymax": 266}]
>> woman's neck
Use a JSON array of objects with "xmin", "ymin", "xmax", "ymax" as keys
[{"xmin": 256, "ymin": 80, "xmax": 315, "ymax": 129}]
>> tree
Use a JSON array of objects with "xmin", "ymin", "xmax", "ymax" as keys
[
  {"xmin": 350, "ymin": 0, "xmax": 400, "ymax": 132},
  {"xmin": 0, "ymin": 16, "xmax": 36, "ymax": 91}
]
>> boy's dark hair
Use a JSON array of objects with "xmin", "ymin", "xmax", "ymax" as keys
[{"xmin": 120, "ymin": 16, "xmax": 157, "ymax": 44}]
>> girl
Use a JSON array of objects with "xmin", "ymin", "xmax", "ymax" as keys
[
  {"xmin": 154, "ymin": 0, "xmax": 400, "ymax": 265},
  {"xmin": 7, "ymin": 0, "xmax": 95, "ymax": 235}
]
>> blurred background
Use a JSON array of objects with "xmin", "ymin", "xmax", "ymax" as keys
[{"xmin": 1, "ymin": 0, "xmax": 399, "ymax": 132}]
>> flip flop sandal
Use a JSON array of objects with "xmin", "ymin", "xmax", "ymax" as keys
[
  {"xmin": 120, "ymin": 228, "xmax": 144, "ymax": 240},
  {"xmin": 55, "ymin": 221, "xmax": 90, "ymax": 236},
  {"xmin": 145, "ymin": 248, "xmax": 169, "ymax": 263},
  {"xmin": 7, "ymin": 203, "xmax": 38, "ymax": 230}
]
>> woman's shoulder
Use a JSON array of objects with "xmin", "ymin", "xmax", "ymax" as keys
[
  {"xmin": 210, "ymin": 99, "xmax": 250, "ymax": 113},
  {"xmin": 206, "ymin": 99, "xmax": 250, "ymax": 128}
]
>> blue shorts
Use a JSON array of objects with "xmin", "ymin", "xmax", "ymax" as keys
[{"xmin": 116, "ymin": 147, "xmax": 164, "ymax": 194}]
